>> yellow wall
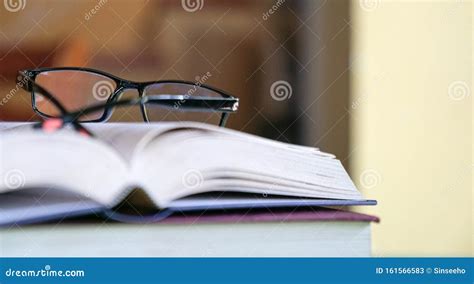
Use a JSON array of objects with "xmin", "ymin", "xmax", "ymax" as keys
[{"xmin": 350, "ymin": 0, "xmax": 472, "ymax": 256}]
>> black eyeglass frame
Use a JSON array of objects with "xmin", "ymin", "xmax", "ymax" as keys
[
  {"xmin": 18, "ymin": 73, "xmax": 95, "ymax": 135},
  {"xmin": 18, "ymin": 67, "xmax": 239, "ymax": 124}
]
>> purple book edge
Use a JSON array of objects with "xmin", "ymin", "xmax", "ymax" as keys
[{"xmin": 1, "ymin": 199, "xmax": 378, "ymax": 227}]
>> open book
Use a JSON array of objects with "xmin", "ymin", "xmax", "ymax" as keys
[{"xmin": 0, "ymin": 122, "xmax": 375, "ymax": 225}]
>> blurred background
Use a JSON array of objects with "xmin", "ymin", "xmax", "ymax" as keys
[{"xmin": 0, "ymin": 0, "xmax": 471, "ymax": 256}]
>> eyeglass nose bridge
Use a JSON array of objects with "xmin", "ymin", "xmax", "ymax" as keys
[
  {"xmin": 119, "ymin": 80, "xmax": 140, "ymax": 89},
  {"xmin": 111, "ymin": 81, "xmax": 145, "ymax": 99},
  {"xmin": 109, "ymin": 82, "xmax": 149, "ymax": 122}
]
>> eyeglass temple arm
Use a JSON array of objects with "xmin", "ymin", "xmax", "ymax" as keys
[
  {"xmin": 61, "ymin": 97, "xmax": 238, "ymax": 126},
  {"xmin": 143, "ymin": 96, "xmax": 239, "ymax": 112},
  {"xmin": 143, "ymin": 97, "xmax": 236, "ymax": 127},
  {"xmin": 219, "ymin": 113, "xmax": 230, "ymax": 127}
]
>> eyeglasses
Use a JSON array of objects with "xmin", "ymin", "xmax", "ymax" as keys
[
  {"xmin": 18, "ymin": 75, "xmax": 96, "ymax": 136},
  {"xmin": 18, "ymin": 67, "xmax": 239, "ymax": 126},
  {"xmin": 18, "ymin": 73, "xmax": 238, "ymax": 137}
]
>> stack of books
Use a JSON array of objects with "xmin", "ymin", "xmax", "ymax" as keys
[{"xmin": 0, "ymin": 122, "xmax": 377, "ymax": 256}]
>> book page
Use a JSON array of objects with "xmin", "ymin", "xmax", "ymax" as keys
[
  {"xmin": 0, "ymin": 122, "xmax": 191, "ymax": 162},
  {"xmin": 132, "ymin": 128, "xmax": 362, "ymax": 207},
  {"xmin": 0, "ymin": 130, "xmax": 129, "ymax": 206},
  {"xmin": 0, "ymin": 188, "xmax": 105, "ymax": 226},
  {"xmin": 85, "ymin": 122, "xmax": 214, "ymax": 161}
]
